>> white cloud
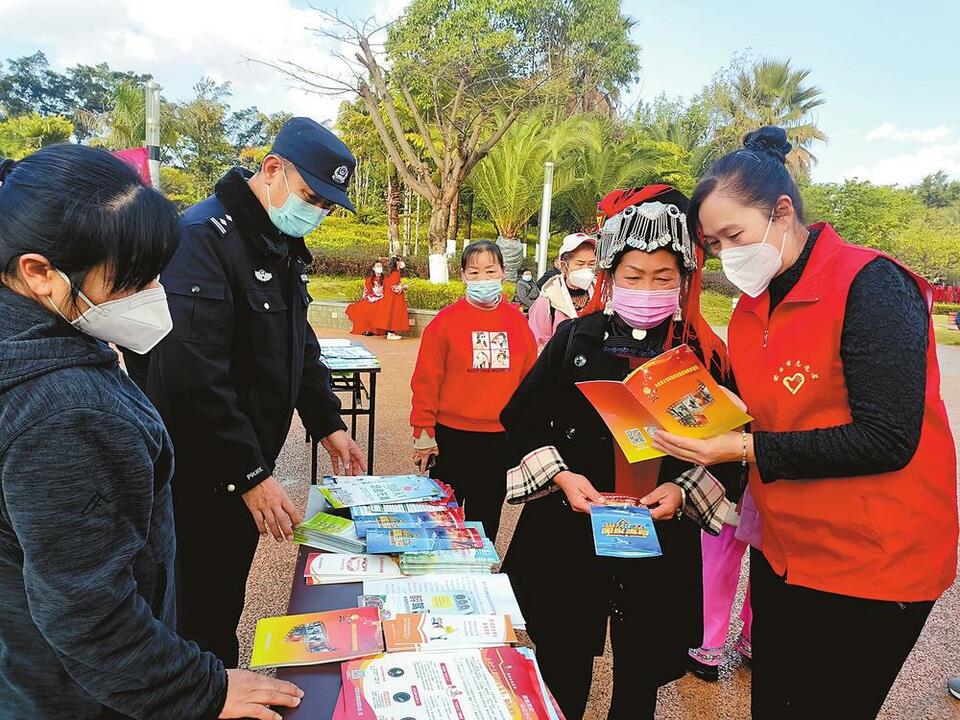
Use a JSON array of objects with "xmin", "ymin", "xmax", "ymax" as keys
[
  {"xmin": 864, "ymin": 123, "xmax": 954, "ymax": 143},
  {"xmin": 0, "ymin": 0, "xmax": 410, "ymax": 125},
  {"xmin": 841, "ymin": 141, "xmax": 960, "ymax": 185}
]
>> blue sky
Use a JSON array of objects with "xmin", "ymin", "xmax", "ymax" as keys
[{"xmin": 0, "ymin": 0, "xmax": 956, "ymax": 185}]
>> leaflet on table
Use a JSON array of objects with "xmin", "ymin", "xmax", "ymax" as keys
[
  {"xmin": 319, "ymin": 474, "xmax": 447, "ymax": 509},
  {"xmin": 352, "ymin": 507, "xmax": 466, "ymax": 538},
  {"xmin": 576, "ymin": 344, "xmax": 752, "ymax": 463},
  {"xmin": 350, "ymin": 500, "xmax": 456, "ymax": 518},
  {"xmin": 249, "ymin": 607, "xmax": 383, "ymax": 668},
  {"xmin": 361, "ymin": 574, "xmax": 525, "ymax": 628},
  {"xmin": 293, "ymin": 511, "xmax": 365, "ymax": 554},
  {"xmin": 339, "ymin": 646, "xmax": 560, "ymax": 720},
  {"xmin": 517, "ymin": 647, "xmax": 566, "ymax": 720},
  {"xmin": 304, "ymin": 553, "xmax": 402, "ymax": 583},
  {"xmin": 383, "ymin": 613, "xmax": 516, "ymax": 652},
  {"xmin": 398, "ymin": 536, "xmax": 500, "ymax": 574},
  {"xmin": 366, "ymin": 527, "xmax": 485, "ymax": 554},
  {"xmin": 589, "ymin": 504, "xmax": 662, "ymax": 558}
]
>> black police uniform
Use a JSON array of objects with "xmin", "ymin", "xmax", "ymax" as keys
[{"xmin": 145, "ymin": 167, "xmax": 347, "ymax": 666}]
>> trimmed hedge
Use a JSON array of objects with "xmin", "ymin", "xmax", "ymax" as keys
[
  {"xmin": 308, "ymin": 274, "xmax": 516, "ymax": 311},
  {"xmin": 934, "ymin": 302, "xmax": 960, "ymax": 315}
]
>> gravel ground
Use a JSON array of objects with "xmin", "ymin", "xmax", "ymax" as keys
[{"xmin": 236, "ymin": 329, "xmax": 960, "ymax": 719}]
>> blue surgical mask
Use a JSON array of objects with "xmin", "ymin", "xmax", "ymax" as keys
[
  {"xmin": 465, "ymin": 279, "xmax": 502, "ymax": 307},
  {"xmin": 267, "ymin": 166, "xmax": 330, "ymax": 237}
]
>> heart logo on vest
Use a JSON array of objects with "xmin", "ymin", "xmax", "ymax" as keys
[{"xmin": 782, "ymin": 373, "xmax": 806, "ymax": 395}]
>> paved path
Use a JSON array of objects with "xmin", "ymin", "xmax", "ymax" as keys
[{"xmin": 238, "ymin": 332, "xmax": 960, "ymax": 719}]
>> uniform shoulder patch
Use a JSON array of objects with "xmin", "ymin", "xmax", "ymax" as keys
[{"xmin": 206, "ymin": 213, "xmax": 234, "ymax": 237}]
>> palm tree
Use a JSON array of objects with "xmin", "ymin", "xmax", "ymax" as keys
[
  {"xmin": 718, "ymin": 59, "xmax": 827, "ymax": 176},
  {"xmin": 470, "ymin": 114, "xmax": 599, "ymax": 241}
]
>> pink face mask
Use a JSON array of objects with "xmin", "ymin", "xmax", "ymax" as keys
[{"xmin": 611, "ymin": 285, "xmax": 681, "ymax": 330}]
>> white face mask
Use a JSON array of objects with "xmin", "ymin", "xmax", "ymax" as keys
[
  {"xmin": 373, "ymin": 265, "xmax": 383, "ymax": 275},
  {"xmin": 719, "ymin": 214, "xmax": 786, "ymax": 298},
  {"xmin": 49, "ymin": 270, "xmax": 173, "ymax": 354},
  {"xmin": 567, "ymin": 267, "xmax": 595, "ymax": 291},
  {"xmin": 522, "ymin": 273, "xmax": 533, "ymax": 282}
]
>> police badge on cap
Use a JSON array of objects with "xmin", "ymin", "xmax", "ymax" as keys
[{"xmin": 270, "ymin": 117, "xmax": 357, "ymax": 213}]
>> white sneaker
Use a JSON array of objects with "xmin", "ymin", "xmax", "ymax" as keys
[{"xmin": 386, "ymin": 332, "xmax": 402, "ymax": 340}]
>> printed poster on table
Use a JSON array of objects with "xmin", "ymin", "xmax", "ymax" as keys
[
  {"xmin": 249, "ymin": 607, "xmax": 383, "ymax": 668},
  {"xmin": 339, "ymin": 647, "xmax": 559, "ymax": 719}
]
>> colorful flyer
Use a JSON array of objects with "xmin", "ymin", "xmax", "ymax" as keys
[
  {"xmin": 352, "ymin": 508, "xmax": 465, "ymax": 538},
  {"xmin": 339, "ymin": 647, "xmax": 558, "ymax": 720},
  {"xmin": 366, "ymin": 527, "xmax": 485, "ymax": 555},
  {"xmin": 249, "ymin": 607, "xmax": 383, "ymax": 668},
  {"xmin": 577, "ymin": 344, "xmax": 752, "ymax": 463},
  {"xmin": 303, "ymin": 553, "xmax": 402, "ymax": 584},
  {"xmin": 319, "ymin": 474, "xmax": 447, "ymax": 509},
  {"xmin": 590, "ymin": 504, "xmax": 662, "ymax": 558},
  {"xmin": 382, "ymin": 613, "xmax": 516, "ymax": 652}
]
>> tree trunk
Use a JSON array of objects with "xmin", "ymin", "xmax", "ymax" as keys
[
  {"xmin": 464, "ymin": 189, "xmax": 474, "ymax": 241},
  {"xmin": 427, "ymin": 198, "xmax": 452, "ymax": 283},
  {"xmin": 448, "ymin": 191, "xmax": 461, "ymax": 251},
  {"xmin": 386, "ymin": 169, "xmax": 401, "ymax": 254}
]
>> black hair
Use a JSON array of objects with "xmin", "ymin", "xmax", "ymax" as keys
[
  {"xmin": 461, "ymin": 240, "xmax": 504, "ymax": 271},
  {"xmin": 688, "ymin": 126, "xmax": 804, "ymax": 243},
  {"xmin": 0, "ymin": 144, "xmax": 179, "ymax": 304}
]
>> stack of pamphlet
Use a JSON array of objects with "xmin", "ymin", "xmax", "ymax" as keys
[
  {"xmin": 382, "ymin": 613, "xmax": 516, "ymax": 652},
  {"xmin": 293, "ymin": 511, "xmax": 365, "ymax": 554},
  {"xmin": 303, "ymin": 553, "xmax": 403, "ymax": 585},
  {"xmin": 318, "ymin": 474, "xmax": 448, "ymax": 509},
  {"xmin": 318, "ymin": 342, "xmax": 380, "ymax": 371},
  {"xmin": 397, "ymin": 523, "xmax": 499, "ymax": 575}
]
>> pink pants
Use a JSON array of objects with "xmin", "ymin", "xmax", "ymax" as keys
[{"xmin": 700, "ymin": 523, "xmax": 752, "ymax": 649}]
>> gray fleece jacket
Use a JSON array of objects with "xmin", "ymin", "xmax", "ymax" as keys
[{"xmin": 0, "ymin": 287, "xmax": 226, "ymax": 720}]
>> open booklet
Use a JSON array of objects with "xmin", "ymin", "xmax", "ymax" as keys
[{"xmin": 576, "ymin": 344, "xmax": 751, "ymax": 463}]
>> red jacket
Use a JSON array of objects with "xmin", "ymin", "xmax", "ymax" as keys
[
  {"xmin": 411, "ymin": 298, "xmax": 537, "ymax": 435},
  {"xmin": 729, "ymin": 223, "xmax": 957, "ymax": 601}
]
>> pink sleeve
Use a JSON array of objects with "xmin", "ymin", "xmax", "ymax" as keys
[{"xmin": 527, "ymin": 296, "xmax": 553, "ymax": 351}]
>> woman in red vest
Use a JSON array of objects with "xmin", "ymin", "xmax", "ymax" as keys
[{"xmin": 652, "ymin": 126, "xmax": 958, "ymax": 720}]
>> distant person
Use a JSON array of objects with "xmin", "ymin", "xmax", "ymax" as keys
[
  {"xmin": 512, "ymin": 266, "xmax": 539, "ymax": 312},
  {"xmin": 346, "ymin": 258, "xmax": 387, "ymax": 335},
  {"xmin": 527, "ymin": 232, "xmax": 604, "ymax": 350},
  {"xmin": 380, "ymin": 255, "xmax": 409, "ymax": 339}
]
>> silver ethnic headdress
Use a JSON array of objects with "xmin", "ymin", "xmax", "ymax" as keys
[{"xmin": 597, "ymin": 201, "xmax": 696, "ymax": 271}]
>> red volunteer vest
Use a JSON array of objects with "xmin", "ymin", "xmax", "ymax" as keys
[{"xmin": 729, "ymin": 223, "xmax": 958, "ymax": 601}]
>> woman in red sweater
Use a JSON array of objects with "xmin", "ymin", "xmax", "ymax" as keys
[
  {"xmin": 345, "ymin": 258, "xmax": 386, "ymax": 335},
  {"xmin": 410, "ymin": 241, "xmax": 537, "ymax": 541}
]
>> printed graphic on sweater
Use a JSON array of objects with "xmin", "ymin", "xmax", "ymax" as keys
[{"xmin": 472, "ymin": 331, "xmax": 510, "ymax": 370}]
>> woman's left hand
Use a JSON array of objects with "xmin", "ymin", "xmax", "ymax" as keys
[
  {"xmin": 651, "ymin": 429, "xmax": 746, "ymax": 466},
  {"xmin": 640, "ymin": 482, "xmax": 683, "ymax": 521}
]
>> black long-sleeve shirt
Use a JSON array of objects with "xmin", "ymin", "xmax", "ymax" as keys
[{"xmin": 752, "ymin": 229, "xmax": 929, "ymax": 482}]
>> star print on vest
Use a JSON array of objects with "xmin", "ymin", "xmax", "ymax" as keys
[{"xmin": 772, "ymin": 359, "xmax": 820, "ymax": 396}]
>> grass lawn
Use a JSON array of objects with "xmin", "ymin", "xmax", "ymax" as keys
[
  {"xmin": 934, "ymin": 314, "xmax": 960, "ymax": 346},
  {"xmin": 307, "ymin": 276, "xmax": 361, "ymax": 301}
]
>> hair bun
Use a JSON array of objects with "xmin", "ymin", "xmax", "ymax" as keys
[
  {"xmin": 743, "ymin": 126, "xmax": 792, "ymax": 163},
  {"xmin": 0, "ymin": 158, "xmax": 16, "ymax": 183}
]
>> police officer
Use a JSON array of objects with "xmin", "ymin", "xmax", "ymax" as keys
[{"xmin": 146, "ymin": 117, "xmax": 366, "ymax": 666}]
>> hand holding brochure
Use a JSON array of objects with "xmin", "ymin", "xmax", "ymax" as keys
[
  {"xmin": 590, "ymin": 503, "xmax": 662, "ymax": 558},
  {"xmin": 576, "ymin": 344, "xmax": 752, "ymax": 463}
]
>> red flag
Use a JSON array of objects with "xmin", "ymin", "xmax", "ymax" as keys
[{"xmin": 112, "ymin": 147, "xmax": 152, "ymax": 187}]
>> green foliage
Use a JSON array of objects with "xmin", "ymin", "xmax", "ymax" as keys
[
  {"xmin": 159, "ymin": 166, "xmax": 205, "ymax": 210},
  {"xmin": 714, "ymin": 58, "xmax": 827, "ymax": 177},
  {"xmin": 700, "ymin": 291, "xmax": 735, "ymax": 326},
  {"xmin": 934, "ymin": 303, "xmax": 960, "ymax": 315},
  {"xmin": 470, "ymin": 114, "xmax": 598, "ymax": 238},
  {"xmin": 0, "ymin": 113, "xmax": 73, "ymax": 159},
  {"xmin": 912, "ymin": 171, "xmax": 960, "ymax": 209}
]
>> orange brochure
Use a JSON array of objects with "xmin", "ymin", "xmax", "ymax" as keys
[{"xmin": 577, "ymin": 344, "xmax": 751, "ymax": 463}]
